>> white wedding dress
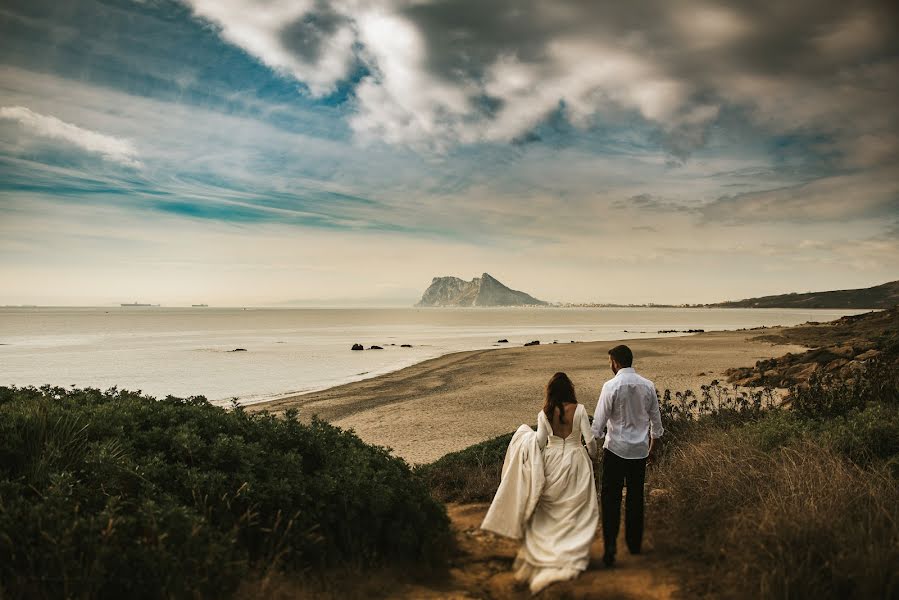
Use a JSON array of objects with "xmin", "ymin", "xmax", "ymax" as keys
[{"xmin": 481, "ymin": 403, "xmax": 599, "ymax": 594}]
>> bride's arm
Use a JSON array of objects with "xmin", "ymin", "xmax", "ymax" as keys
[
  {"xmin": 580, "ymin": 405, "xmax": 598, "ymax": 459},
  {"xmin": 536, "ymin": 411, "xmax": 549, "ymax": 450}
]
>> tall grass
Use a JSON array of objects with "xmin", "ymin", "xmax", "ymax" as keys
[
  {"xmin": 649, "ymin": 359, "xmax": 899, "ymax": 600},
  {"xmin": 654, "ymin": 435, "xmax": 898, "ymax": 600}
]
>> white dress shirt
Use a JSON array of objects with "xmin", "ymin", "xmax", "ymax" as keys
[{"xmin": 591, "ymin": 367, "xmax": 664, "ymax": 459}]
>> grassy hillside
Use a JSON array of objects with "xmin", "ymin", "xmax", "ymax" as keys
[
  {"xmin": 421, "ymin": 311, "xmax": 899, "ymax": 599},
  {"xmin": 710, "ymin": 280, "xmax": 899, "ymax": 308},
  {"xmin": 0, "ymin": 388, "xmax": 450, "ymax": 599}
]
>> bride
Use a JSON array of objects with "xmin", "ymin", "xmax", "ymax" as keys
[{"xmin": 481, "ymin": 372, "xmax": 599, "ymax": 594}]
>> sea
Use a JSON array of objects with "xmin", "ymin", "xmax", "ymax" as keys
[{"xmin": 0, "ymin": 306, "xmax": 867, "ymax": 406}]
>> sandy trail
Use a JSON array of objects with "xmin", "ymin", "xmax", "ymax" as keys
[
  {"xmin": 249, "ymin": 329, "xmax": 804, "ymax": 464},
  {"xmin": 388, "ymin": 503, "xmax": 679, "ymax": 600}
]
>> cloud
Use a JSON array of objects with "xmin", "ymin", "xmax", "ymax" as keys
[
  {"xmin": 183, "ymin": 0, "xmax": 358, "ymax": 96},
  {"xmin": 177, "ymin": 0, "xmax": 898, "ymax": 165},
  {"xmin": 179, "ymin": 0, "xmax": 723, "ymax": 153},
  {"xmin": 613, "ymin": 193, "xmax": 695, "ymax": 213},
  {"xmin": 0, "ymin": 105, "xmax": 142, "ymax": 167},
  {"xmin": 700, "ymin": 170, "xmax": 899, "ymax": 223}
]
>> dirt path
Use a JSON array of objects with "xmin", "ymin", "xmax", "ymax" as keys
[{"xmin": 388, "ymin": 503, "xmax": 680, "ymax": 600}]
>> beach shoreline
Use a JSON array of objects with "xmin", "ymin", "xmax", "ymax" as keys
[{"xmin": 248, "ymin": 328, "xmax": 808, "ymax": 464}]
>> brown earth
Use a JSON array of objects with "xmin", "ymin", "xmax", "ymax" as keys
[{"xmin": 387, "ymin": 503, "xmax": 679, "ymax": 600}]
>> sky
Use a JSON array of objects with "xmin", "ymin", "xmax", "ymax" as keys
[{"xmin": 1, "ymin": 0, "xmax": 897, "ymax": 306}]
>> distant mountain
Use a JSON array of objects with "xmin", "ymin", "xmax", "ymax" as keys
[
  {"xmin": 416, "ymin": 273, "xmax": 548, "ymax": 307},
  {"xmin": 711, "ymin": 280, "xmax": 899, "ymax": 309}
]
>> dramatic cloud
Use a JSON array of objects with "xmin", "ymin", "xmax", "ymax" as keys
[
  {"xmin": 183, "ymin": 0, "xmax": 358, "ymax": 96},
  {"xmin": 0, "ymin": 106, "xmax": 142, "ymax": 167},
  {"xmin": 181, "ymin": 0, "xmax": 899, "ymax": 162},
  {"xmin": 1, "ymin": 1, "xmax": 897, "ymax": 305}
]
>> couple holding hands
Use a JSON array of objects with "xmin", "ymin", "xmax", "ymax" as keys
[{"xmin": 482, "ymin": 344, "xmax": 664, "ymax": 595}]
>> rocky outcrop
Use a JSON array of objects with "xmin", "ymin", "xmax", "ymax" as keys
[
  {"xmin": 726, "ymin": 306, "xmax": 899, "ymax": 388},
  {"xmin": 416, "ymin": 273, "xmax": 548, "ymax": 307}
]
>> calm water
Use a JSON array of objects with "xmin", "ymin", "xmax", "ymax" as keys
[{"xmin": 0, "ymin": 307, "xmax": 866, "ymax": 405}]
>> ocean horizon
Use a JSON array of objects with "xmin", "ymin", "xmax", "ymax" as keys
[{"xmin": 1, "ymin": 306, "xmax": 869, "ymax": 406}]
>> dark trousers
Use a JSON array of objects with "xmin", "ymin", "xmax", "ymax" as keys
[{"xmin": 600, "ymin": 449, "xmax": 647, "ymax": 556}]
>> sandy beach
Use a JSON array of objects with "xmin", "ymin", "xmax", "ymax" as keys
[{"xmin": 250, "ymin": 329, "xmax": 807, "ymax": 464}]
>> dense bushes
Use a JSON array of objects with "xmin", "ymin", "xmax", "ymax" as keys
[
  {"xmin": 415, "ymin": 432, "xmax": 514, "ymax": 503},
  {"xmin": 0, "ymin": 386, "xmax": 450, "ymax": 599}
]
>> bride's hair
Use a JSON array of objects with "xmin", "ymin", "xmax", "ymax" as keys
[{"xmin": 544, "ymin": 372, "xmax": 577, "ymax": 424}]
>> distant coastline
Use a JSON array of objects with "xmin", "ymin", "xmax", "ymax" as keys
[
  {"xmin": 5, "ymin": 276, "xmax": 896, "ymax": 311},
  {"xmin": 1, "ymin": 306, "xmax": 867, "ymax": 407}
]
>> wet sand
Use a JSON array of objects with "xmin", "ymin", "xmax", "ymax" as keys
[{"xmin": 249, "ymin": 329, "xmax": 805, "ymax": 464}]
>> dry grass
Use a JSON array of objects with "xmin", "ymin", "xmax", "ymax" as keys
[{"xmin": 652, "ymin": 432, "xmax": 899, "ymax": 600}]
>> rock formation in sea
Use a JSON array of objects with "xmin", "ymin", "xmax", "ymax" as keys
[{"xmin": 416, "ymin": 273, "xmax": 548, "ymax": 307}]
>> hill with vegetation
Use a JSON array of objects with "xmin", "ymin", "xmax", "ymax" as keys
[{"xmin": 710, "ymin": 279, "xmax": 899, "ymax": 308}]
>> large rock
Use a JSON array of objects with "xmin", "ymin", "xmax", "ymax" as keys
[
  {"xmin": 787, "ymin": 362, "xmax": 820, "ymax": 381},
  {"xmin": 826, "ymin": 358, "xmax": 850, "ymax": 372},
  {"xmin": 416, "ymin": 273, "xmax": 548, "ymax": 307},
  {"xmin": 855, "ymin": 349, "xmax": 881, "ymax": 361}
]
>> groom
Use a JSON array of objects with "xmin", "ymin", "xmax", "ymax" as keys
[{"xmin": 591, "ymin": 345, "xmax": 664, "ymax": 567}]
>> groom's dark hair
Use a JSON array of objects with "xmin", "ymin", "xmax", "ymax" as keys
[{"xmin": 608, "ymin": 345, "xmax": 633, "ymax": 368}]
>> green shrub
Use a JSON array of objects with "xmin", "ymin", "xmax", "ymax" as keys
[
  {"xmin": 791, "ymin": 359, "xmax": 898, "ymax": 421},
  {"xmin": 0, "ymin": 386, "xmax": 450, "ymax": 599},
  {"xmin": 817, "ymin": 403, "xmax": 899, "ymax": 468},
  {"xmin": 738, "ymin": 408, "xmax": 807, "ymax": 452},
  {"xmin": 414, "ymin": 432, "xmax": 514, "ymax": 503}
]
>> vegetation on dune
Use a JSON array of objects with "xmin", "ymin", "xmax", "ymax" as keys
[{"xmin": 0, "ymin": 387, "xmax": 450, "ymax": 600}]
